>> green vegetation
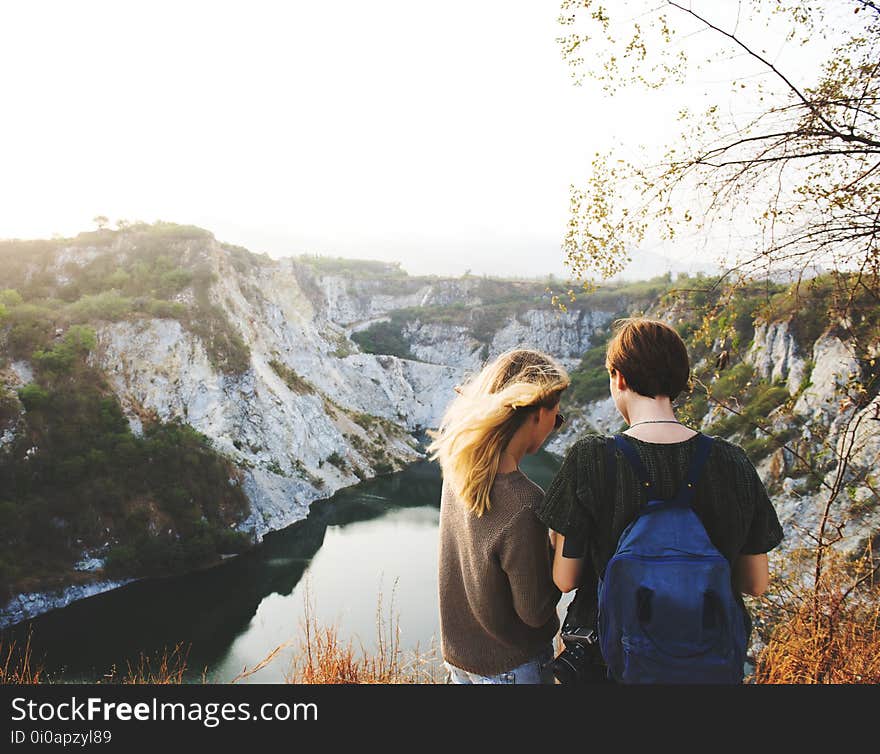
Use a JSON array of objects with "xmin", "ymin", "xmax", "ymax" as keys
[
  {"xmin": 662, "ymin": 272, "xmax": 880, "ymax": 463},
  {"xmin": 0, "ymin": 312, "xmax": 252, "ymax": 599},
  {"xmin": 292, "ymin": 458, "xmax": 325, "ymax": 488},
  {"xmin": 295, "ymin": 255, "xmax": 409, "ymax": 278},
  {"xmin": 350, "ymin": 273, "xmax": 681, "ymax": 360},
  {"xmin": 0, "ymin": 221, "xmax": 251, "ymax": 375},
  {"xmin": 329, "ymin": 331, "xmax": 354, "ymax": 358},
  {"xmin": 568, "ymin": 274, "xmax": 678, "ymax": 313},
  {"xmin": 325, "ymin": 451, "xmax": 347, "ymax": 471},
  {"xmin": 0, "ymin": 289, "xmax": 24, "ymax": 308},
  {"xmin": 565, "ymin": 336, "xmax": 613, "ymax": 408},
  {"xmin": 351, "ymin": 321, "xmax": 413, "ymax": 359},
  {"xmin": 3, "ymin": 302, "xmax": 57, "ymax": 360},
  {"xmin": 268, "ymin": 359, "xmax": 315, "ymax": 394},
  {"xmin": 221, "ymin": 242, "xmax": 271, "ymax": 275},
  {"xmin": 707, "ymin": 366, "xmax": 791, "ymax": 437},
  {"xmin": 0, "ymin": 386, "xmax": 18, "ymax": 425},
  {"xmin": 346, "ymin": 432, "xmax": 394, "ymax": 476},
  {"xmin": 265, "ymin": 460, "xmax": 285, "ymax": 476},
  {"xmin": 337, "ymin": 410, "xmax": 407, "ymax": 477},
  {"xmin": 186, "ymin": 297, "xmax": 251, "ymax": 374},
  {"xmin": 31, "ymin": 325, "xmax": 96, "ymax": 373}
]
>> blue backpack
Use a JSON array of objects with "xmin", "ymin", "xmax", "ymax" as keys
[{"xmin": 597, "ymin": 433, "xmax": 748, "ymax": 684}]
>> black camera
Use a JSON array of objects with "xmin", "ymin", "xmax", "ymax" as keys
[{"xmin": 550, "ymin": 625, "xmax": 610, "ymax": 685}]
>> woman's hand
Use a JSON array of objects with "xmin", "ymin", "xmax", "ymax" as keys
[{"xmin": 549, "ymin": 529, "xmax": 558, "ymax": 550}]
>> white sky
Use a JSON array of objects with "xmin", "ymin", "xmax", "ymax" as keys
[{"xmin": 0, "ymin": 1, "xmax": 844, "ymax": 279}]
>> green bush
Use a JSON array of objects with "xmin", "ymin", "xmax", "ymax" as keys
[
  {"xmin": 325, "ymin": 451, "xmax": 347, "ymax": 470},
  {"xmin": 5, "ymin": 303, "xmax": 55, "ymax": 358},
  {"xmin": 0, "ymin": 289, "xmax": 24, "ymax": 308},
  {"xmin": 31, "ymin": 325, "xmax": 96, "ymax": 374},
  {"xmin": 351, "ymin": 321, "xmax": 413, "ymax": 359},
  {"xmin": 17, "ymin": 384, "xmax": 50, "ymax": 410},
  {"xmin": 104, "ymin": 543, "xmax": 139, "ymax": 576},
  {"xmin": 0, "ymin": 387, "xmax": 19, "ymax": 424},
  {"xmin": 708, "ymin": 369, "xmax": 791, "ymax": 447},
  {"xmin": 566, "ymin": 334, "xmax": 614, "ymax": 406},
  {"xmin": 0, "ymin": 374, "xmax": 253, "ymax": 593},
  {"xmin": 66, "ymin": 291, "xmax": 132, "ymax": 322},
  {"xmin": 104, "ymin": 269, "xmax": 131, "ymax": 289},
  {"xmin": 187, "ymin": 299, "xmax": 251, "ymax": 374},
  {"xmin": 214, "ymin": 527, "xmax": 252, "ymax": 554}
]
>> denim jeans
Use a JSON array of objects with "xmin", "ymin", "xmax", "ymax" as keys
[{"xmin": 444, "ymin": 644, "xmax": 556, "ymax": 684}]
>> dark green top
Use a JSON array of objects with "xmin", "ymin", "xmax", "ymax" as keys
[{"xmin": 532, "ymin": 432, "xmax": 784, "ymax": 627}]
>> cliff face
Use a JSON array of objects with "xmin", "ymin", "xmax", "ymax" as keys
[
  {"xmin": 401, "ymin": 308, "xmax": 614, "ymax": 372},
  {"xmin": 747, "ymin": 328, "xmax": 879, "ymax": 561},
  {"xmin": 747, "ymin": 320, "xmax": 807, "ymax": 396},
  {"xmin": 0, "ymin": 234, "xmax": 618, "ymax": 625},
  {"xmin": 1, "ymin": 231, "xmax": 877, "ymax": 629},
  {"xmin": 77, "ymin": 247, "xmax": 474, "ymax": 539}
]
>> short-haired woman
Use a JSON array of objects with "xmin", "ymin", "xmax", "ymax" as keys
[
  {"xmin": 534, "ymin": 318, "xmax": 783, "ymax": 682},
  {"xmin": 428, "ymin": 348, "xmax": 569, "ymax": 684}
]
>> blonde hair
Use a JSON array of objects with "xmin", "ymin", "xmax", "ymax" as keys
[{"xmin": 426, "ymin": 348, "xmax": 569, "ymax": 517}]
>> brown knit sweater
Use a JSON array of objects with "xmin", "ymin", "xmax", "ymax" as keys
[{"xmin": 438, "ymin": 469, "xmax": 561, "ymax": 675}]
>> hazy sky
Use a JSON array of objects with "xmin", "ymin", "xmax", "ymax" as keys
[{"xmin": 0, "ymin": 1, "xmax": 840, "ymax": 279}]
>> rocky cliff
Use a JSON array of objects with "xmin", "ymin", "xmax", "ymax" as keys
[
  {"xmin": 0, "ymin": 228, "xmax": 619, "ymax": 625},
  {"xmin": 1, "ymin": 226, "xmax": 876, "ymax": 629}
]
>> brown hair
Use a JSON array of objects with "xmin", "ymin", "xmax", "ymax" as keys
[{"xmin": 604, "ymin": 317, "xmax": 690, "ymax": 401}]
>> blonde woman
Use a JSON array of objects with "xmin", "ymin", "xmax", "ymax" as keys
[{"xmin": 427, "ymin": 349, "xmax": 568, "ymax": 684}]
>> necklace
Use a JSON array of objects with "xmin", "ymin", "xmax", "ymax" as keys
[{"xmin": 627, "ymin": 419, "xmax": 684, "ymax": 428}]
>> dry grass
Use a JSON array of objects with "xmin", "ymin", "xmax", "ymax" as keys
[
  {"xmin": 283, "ymin": 586, "xmax": 441, "ymax": 684},
  {"xmin": 1, "ymin": 583, "xmax": 442, "ymax": 684},
  {"xmin": 262, "ymin": 579, "xmax": 442, "ymax": 684},
  {"xmin": 99, "ymin": 641, "xmax": 200, "ymax": 684},
  {"xmin": 223, "ymin": 578, "xmax": 443, "ymax": 684},
  {"xmin": 21, "ymin": 555, "xmax": 878, "ymax": 685},
  {"xmin": 0, "ymin": 625, "xmax": 45, "ymax": 684},
  {"xmin": 753, "ymin": 548, "xmax": 880, "ymax": 684}
]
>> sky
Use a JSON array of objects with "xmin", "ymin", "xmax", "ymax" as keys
[{"xmin": 0, "ymin": 1, "xmax": 843, "ymax": 280}]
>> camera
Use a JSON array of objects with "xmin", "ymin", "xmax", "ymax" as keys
[{"xmin": 550, "ymin": 625, "xmax": 610, "ymax": 685}]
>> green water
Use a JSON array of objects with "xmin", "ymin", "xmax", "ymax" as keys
[{"xmin": 1, "ymin": 452, "xmax": 564, "ymax": 683}]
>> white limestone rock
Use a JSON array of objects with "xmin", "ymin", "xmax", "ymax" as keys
[
  {"xmin": 402, "ymin": 320, "xmax": 484, "ymax": 369},
  {"xmin": 793, "ymin": 335, "xmax": 860, "ymax": 426},
  {"xmin": 747, "ymin": 320, "xmax": 807, "ymax": 396},
  {"xmin": 489, "ymin": 309, "xmax": 614, "ymax": 370},
  {"xmin": 9, "ymin": 361, "xmax": 34, "ymax": 386},
  {"xmin": 0, "ymin": 578, "xmax": 137, "ymax": 629}
]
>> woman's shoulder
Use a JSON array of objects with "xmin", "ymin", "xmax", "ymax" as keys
[
  {"xmin": 494, "ymin": 470, "xmax": 545, "ymax": 503},
  {"xmin": 704, "ymin": 434, "xmax": 756, "ymax": 466},
  {"xmin": 561, "ymin": 432, "xmax": 610, "ymax": 458},
  {"xmin": 703, "ymin": 434, "xmax": 767, "ymax": 486},
  {"xmin": 561, "ymin": 433, "xmax": 615, "ymax": 474}
]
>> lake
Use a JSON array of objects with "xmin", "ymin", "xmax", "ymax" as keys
[{"xmin": 1, "ymin": 451, "xmax": 567, "ymax": 683}]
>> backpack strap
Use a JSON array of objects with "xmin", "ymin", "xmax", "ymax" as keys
[
  {"xmin": 613, "ymin": 434, "xmax": 655, "ymax": 496},
  {"xmin": 667, "ymin": 432, "xmax": 714, "ymax": 507},
  {"xmin": 604, "ymin": 434, "xmax": 617, "ymax": 492},
  {"xmin": 613, "ymin": 432, "xmax": 715, "ymax": 512}
]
